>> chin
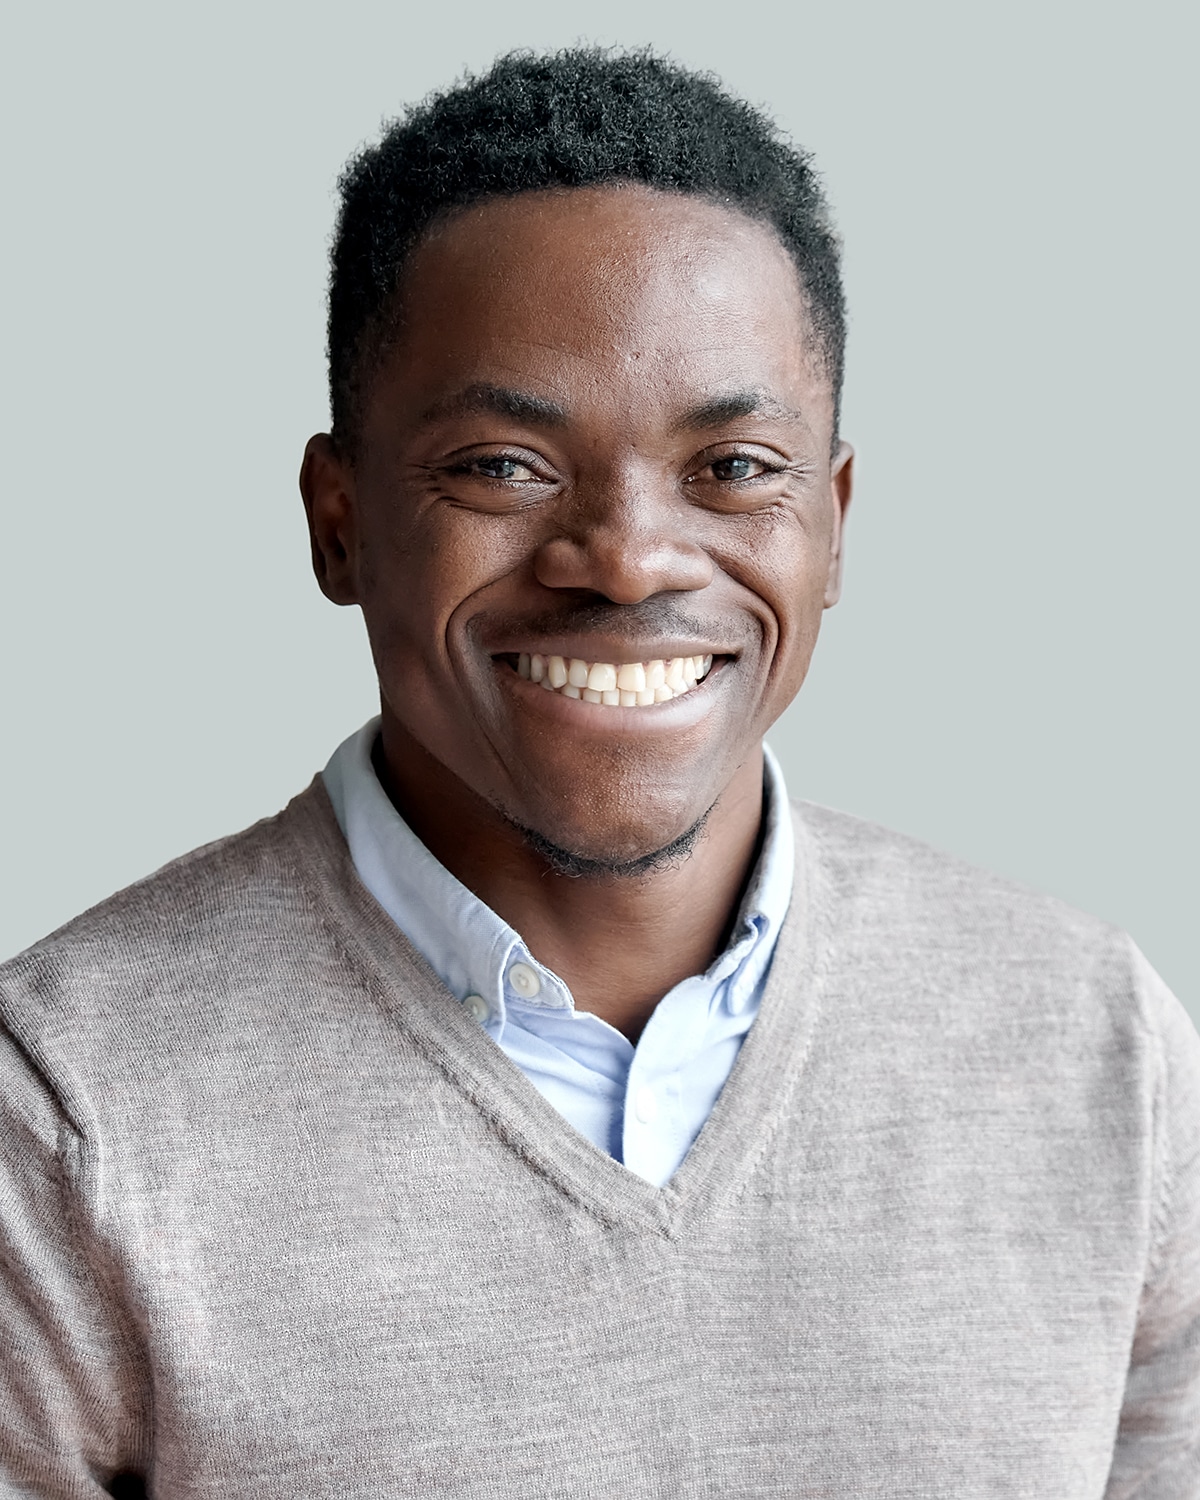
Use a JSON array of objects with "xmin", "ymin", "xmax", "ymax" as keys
[{"xmin": 503, "ymin": 799, "xmax": 714, "ymax": 881}]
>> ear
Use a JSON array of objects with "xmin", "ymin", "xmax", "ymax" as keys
[
  {"xmin": 823, "ymin": 441, "xmax": 854, "ymax": 608},
  {"xmin": 299, "ymin": 434, "xmax": 360, "ymax": 606}
]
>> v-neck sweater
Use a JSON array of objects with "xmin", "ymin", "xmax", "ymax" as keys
[
  {"xmin": 1, "ymin": 779, "xmax": 1197, "ymax": 1498},
  {"xmin": 320, "ymin": 719, "xmax": 795, "ymax": 1184}
]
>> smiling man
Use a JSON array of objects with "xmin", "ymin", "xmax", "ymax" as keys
[{"xmin": 1, "ymin": 49, "xmax": 1198, "ymax": 1500}]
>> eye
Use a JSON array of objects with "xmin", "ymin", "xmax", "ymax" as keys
[
  {"xmin": 467, "ymin": 454, "xmax": 539, "ymax": 482},
  {"xmin": 687, "ymin": 450, "xmax": 782, "ymax": 486},
  {"xmin": 434, "ymin": 447, "xmax": 558, "ymax": 512},
  {"xmin": 710, "ymin": 455, "xmax": 764, "ymax": 482}
]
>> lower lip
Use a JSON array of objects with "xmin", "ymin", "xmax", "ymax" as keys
[{"xmin": 494, "ymin": 659, "xmax": 728, "ymax": 729}]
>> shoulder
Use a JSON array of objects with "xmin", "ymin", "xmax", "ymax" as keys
[
  {"xmin": 786, "ymin": 803, "xmax": 1200, "ymax": 1212},
  {"xmin": 793, "ymin": 796, "xmax": 1122, "ymax": 950},
  {"xmin": 789, "ymin": 798, "xmax": 1166, "ymax": 1046},
  {"xmin": 0, "ymin": 779, "xmax": 345, "ymax": 1061}
]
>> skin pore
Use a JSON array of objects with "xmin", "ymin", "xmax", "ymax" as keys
[{"xmin": 301, "ymin": 184, "xmax": 853, "ymax": 1041}]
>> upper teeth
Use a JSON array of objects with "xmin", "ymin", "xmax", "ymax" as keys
[{"xmin": 515, "ymin": 653, "xmax": 715, "ymax": 706}]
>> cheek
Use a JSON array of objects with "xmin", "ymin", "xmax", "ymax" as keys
[
  {"xmin": 358, "ymin": 507, "xmax": 532, "ymax": 693},
  {"xmin": 715, "ymin": 512, "xmax": 832, "ymax": 660}
]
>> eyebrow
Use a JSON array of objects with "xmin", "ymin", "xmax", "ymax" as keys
[
  {"xmin": 419, "ymin": 382, "xmax": 804, "ymax": 433},
  {"xmin": 420, "ymin": 382, "xmax": 569, "ymax": 427},
  {"xmin": 675, "ymin": 390, "xmax": 806, "ymax": 430}
]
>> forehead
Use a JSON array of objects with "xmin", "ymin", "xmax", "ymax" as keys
[{"xmin": 367, "ymin": 184, "xmax": 830, "ymax": 437}]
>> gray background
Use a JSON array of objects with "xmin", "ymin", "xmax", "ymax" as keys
[{"xmin": 2, "ymin": 0, "xmax": 1196, "ymax": 1022}]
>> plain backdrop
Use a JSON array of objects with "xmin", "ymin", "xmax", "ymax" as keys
[{"xmin": 2, "ymin": 0, "xmax": 1196, "ymax": 1022}]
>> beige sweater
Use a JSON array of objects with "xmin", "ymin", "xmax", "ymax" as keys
[{"xmin": 1, "ymin": 780, "xmax": 1197, "ymax": 1498}]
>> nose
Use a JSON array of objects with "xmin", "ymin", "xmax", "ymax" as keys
[{"xmin": 532, "ymin": 477, "xmax": 713, "ymax": 604}]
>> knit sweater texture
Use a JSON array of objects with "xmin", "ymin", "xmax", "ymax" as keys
[{"xmin": 1, "ymin": 781, "xmax": 1198, "ymax": 1498}]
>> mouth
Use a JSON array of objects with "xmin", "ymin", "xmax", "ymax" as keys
[{"xmin": 498, "ymin": 651, "xmax": 718, "ymax": 707}]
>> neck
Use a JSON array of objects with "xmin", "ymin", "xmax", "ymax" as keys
[{"xmin": 373, "ymin": 733, "xmax": 766, "ymax": 1042}]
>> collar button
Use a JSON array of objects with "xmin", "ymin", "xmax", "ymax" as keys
[
  {"xmin": 506, "ymin": 962, "xmax": 542, "ymax": 999},
  {"xmin": 463, "ymin": 993, "xmax": 490, "ymax": 1024}
]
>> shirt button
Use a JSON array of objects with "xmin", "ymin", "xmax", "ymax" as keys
[
  {"xmin": 633, "ymin": 1085, "xmax": 658, "ymax": 1124},
  {"xmin": 463, "ymin": 993, "xmax": 489, "ymax": 1024},
  {"xmin": 506, "ymin": 962, "xmax": 542, "ymax": 999}
]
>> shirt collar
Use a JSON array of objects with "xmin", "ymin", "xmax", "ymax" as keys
[
  {"xmin": 711, "ymin": 742, "xmax": 794, "ymax": 1013},
  {"xmin": 321, "ymin": 719, "xmax": 793, "ymax": 1027},
  {"xmin": 321, "ymin": 720, "xmax": 564, "ymax": 1030}
]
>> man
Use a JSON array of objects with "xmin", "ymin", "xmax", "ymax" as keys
[{"xmin": 1, "ymin": 47, "xmax": 1197, "ymax": 1498}]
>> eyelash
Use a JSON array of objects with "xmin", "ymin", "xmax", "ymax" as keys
[
  {"xmin": 447, "ymin": 449, "xmax": 787, "ymax": 485},
  {"xmin": 447, "ymin": 452, "xmax": 544, "ymax": 482},
  {"xmin": 692, "ymin": 452, "xmax": 786, "ymax": 485}
]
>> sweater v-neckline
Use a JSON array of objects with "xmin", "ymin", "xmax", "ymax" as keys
[{"xmin": 285, "ymin": 779, "xmax": 833, "ymax": 1239}]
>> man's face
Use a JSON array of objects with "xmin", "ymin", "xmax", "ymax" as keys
[{"xmin": 304, "ymin": 184, "xmax": 852, "ymax": 869}]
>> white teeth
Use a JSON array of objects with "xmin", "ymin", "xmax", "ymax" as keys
[{"xmin": 511, "ymin": 652, "xmax": 718, "ymax": 709}]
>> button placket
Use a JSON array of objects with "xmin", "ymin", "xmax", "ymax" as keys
[{"xmin": 633, "ymin": 1085, "xmax": 658, "ymax": 1124}]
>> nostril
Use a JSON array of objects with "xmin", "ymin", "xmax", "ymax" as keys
[{"xmin": 532, "ymin": 531, "xmax": 714, "ymax": 601}]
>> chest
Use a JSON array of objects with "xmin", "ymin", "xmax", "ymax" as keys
[{"xmin": 112, "ymin": 1065, "xmax": 1143, "ymax": 1499}]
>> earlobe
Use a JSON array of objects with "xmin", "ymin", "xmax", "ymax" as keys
[
  {"xmin": 823, "ymin": 441, "xmax": 854, "ymax": 608},
  {"xmin": 299, "ymin": 434, "xmax": 360, "ymax": 606}
]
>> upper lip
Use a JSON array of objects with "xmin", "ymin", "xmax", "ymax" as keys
[{"xmin": 487, "ymin": 636, "xmax": 732, "ymax": 662}]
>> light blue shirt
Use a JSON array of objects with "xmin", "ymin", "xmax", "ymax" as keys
[{"xmin": 321, "ymin": 720, "xmax": 794, "ymax": 1185}]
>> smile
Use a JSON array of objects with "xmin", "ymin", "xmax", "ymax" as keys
[{"xmin": 509, "ymin": 652, "xmax": 716, "ymax": 707}]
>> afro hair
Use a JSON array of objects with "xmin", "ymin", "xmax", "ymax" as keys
[{"xmin": 328, "ymin": 48, "xmax": 845, "ymax": 453}]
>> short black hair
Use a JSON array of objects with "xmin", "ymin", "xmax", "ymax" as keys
[{"xmin": 328, "ymin": 47, "xmax": 846, "ymax": 456}]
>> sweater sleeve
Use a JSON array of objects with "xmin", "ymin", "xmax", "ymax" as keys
[
  {"xmin": 0, "ymin": 1022, "xmax": 150, "ymax": 1498},
  {"xmin": 1104, "ymin": 951, "xmax": 1200, "ymax": 1499}
]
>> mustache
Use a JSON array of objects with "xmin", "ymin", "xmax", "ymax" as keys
[{"xmin": 484, "ymin": 597, "xmax": 745, "ymax": 648}]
